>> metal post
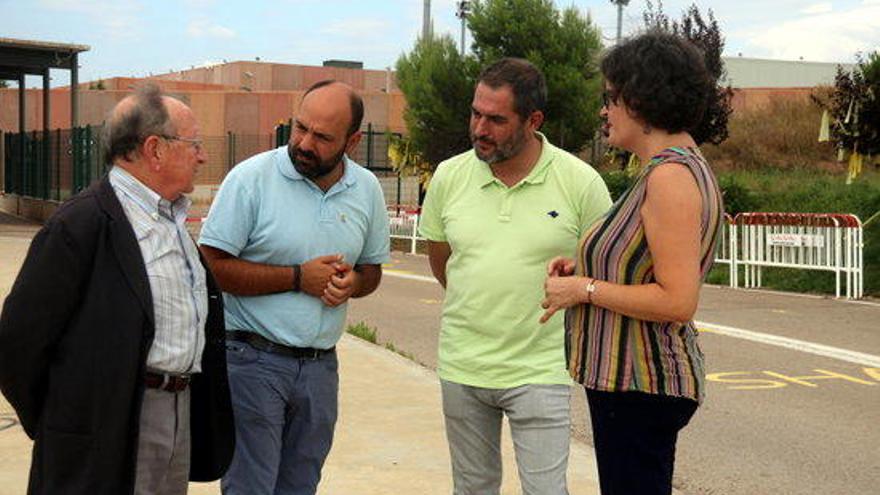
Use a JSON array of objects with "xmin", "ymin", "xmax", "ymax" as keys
[
  {"xmin": 616, "ymin": 3, "xmax": 623, "ymax": 43},
  {"xmin": 84, "ymin": 125, "xmax": 92, "ymax": 186},
  {"xmin": 71, "ymin": 53, "xmax": 79, "ymax": 128},
  {"xmin": 423, "ymin": 0, "xmax": 432, "ymax": 40},
  {"xmin": 55, "ymin": 128, "xmax": 61, "ymax": 200},
  {"xmin": 411, "ymin": 214, "xmax": 419, "ymax": 254},
  {"xmin": 366, "ymin": 122, "xmax": 373, "ymax": 168},
  {"xmin": 611, "ymin": 0, "xmax": 630, "ymax": 44},
  {"xmin": 43, "ymin": 68, "xmax": 51, "ymax": 199},
  {"xmin": 18, "ymin": 73, "xmax": 26, "ymax": 196},
  {"xmin": 456, "ymin": 1, "xmax": 470, "ymax": 54}
]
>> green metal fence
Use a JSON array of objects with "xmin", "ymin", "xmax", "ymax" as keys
[
  {"xmin": 2, "ymin": 123, "xmax": 414, "ymax": 204},
  {"xmin": 3, "ymin": 126, "xmax": 105, "ymax": 201}
]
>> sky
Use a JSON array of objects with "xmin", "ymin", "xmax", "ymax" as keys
[{"xmin": 2, "ymin": 0, "xmax": 879, "ymax": 88}]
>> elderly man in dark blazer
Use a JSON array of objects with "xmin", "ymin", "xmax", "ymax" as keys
[{"xmin": 0, "ymin": 83, "xmax": 234, "ymax": 495}]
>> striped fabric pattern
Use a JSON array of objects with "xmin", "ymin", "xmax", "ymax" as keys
[
  {"xmin": 110, "ymin": 167, "xmax": 207, "ymax": 374},
  {"xmin": 565, "ymin": 147, "xmax": 723, "ymax": 403}
]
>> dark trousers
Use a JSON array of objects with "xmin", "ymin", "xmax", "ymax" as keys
[{"xmin": 586, "ymin": 389, "xmax": 698, "ymax": 495}]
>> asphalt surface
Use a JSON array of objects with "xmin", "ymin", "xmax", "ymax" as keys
[
  {"xmin": 5, "ymin": 210, "xmax": 877, "ymax": 494},
  {"xmin": 346, "ymin": 251, "xmax": 880, "ymax": 495}
]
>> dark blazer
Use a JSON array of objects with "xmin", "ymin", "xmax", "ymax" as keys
[{"xmin": 0, "ymin": 176, "xmax": 234, "ymax": 494}]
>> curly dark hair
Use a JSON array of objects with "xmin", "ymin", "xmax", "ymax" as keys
[{"xmin": 601, "ymin": 31, "xmax": 723, "ymax": 144}]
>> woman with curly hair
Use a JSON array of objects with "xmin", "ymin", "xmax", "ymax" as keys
[{"xmin": 539, "ymin": 32, "xmax": 726, "ymax": 495}]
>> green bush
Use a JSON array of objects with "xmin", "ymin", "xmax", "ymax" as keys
[
  {"xmin": 717, "ymin": 174, "xmax": 757, "ymax": 215},
  {"xmin": 599, "ymin": 170, "xmax": 635, "ymax": 202}
]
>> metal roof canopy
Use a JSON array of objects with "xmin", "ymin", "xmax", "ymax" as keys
[
  {"xmin": 1, "ymin": 38, "xmax": 89, "ymax": 193},
  {"xmin": 0, "ymin": 37, "xmax": 91, "ymax": 134}
]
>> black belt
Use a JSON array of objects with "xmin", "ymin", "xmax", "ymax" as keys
[
  {"xmin": 227, "ymin": 330, "xmax": 335, "ymax": 359},
  {"xmin": 144, "ymin": 372, "xmax": 190, "ymax": 392}
]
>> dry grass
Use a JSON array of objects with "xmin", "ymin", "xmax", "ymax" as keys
[{"xmin": 702, "ymin": 97, "xmax": 838, "ymax": 171}]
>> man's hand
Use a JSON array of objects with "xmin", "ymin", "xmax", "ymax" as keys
[
  {"xmin": 322, "ymin": 264, "xmax": 357, "ymax": 307},
  {"xmin": 300, "ymin": 254, "xmax": 345, "ymax": 298}
]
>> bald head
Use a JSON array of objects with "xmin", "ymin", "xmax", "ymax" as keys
[{"xmin": 301, "ymin": 80, "xmax": 364, "ymax": 137}]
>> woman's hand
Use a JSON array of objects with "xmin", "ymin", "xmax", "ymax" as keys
[
  {"xmin": 540, "ymin": 275, "xmax": 589, "ymax": 324},
  {"xmin": 546, "ymin": 256, "xmax": 576, "ymax": 277}
]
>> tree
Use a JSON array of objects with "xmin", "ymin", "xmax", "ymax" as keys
[
  {"xmin": 815, "ymin": 51, "xmax": 880, "ymax": 182},
  {"xmin": 395, "ymin": 35, "xmax": 478, "ymax": 169},
  {"xmin": 395, "ymin": 0, "xmax": 606, "ymax": 181},
  {"xmin": 468, "ymin": 0, "xmax": 604, "ymax": 151},
  {"xmin": 643, "ymin": 1, "xmax": 733, "ymax": 145}
]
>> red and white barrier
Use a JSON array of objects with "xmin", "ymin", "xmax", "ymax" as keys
[
  {"xmin": 726, "ymin": 212, "xmax": 864, "ymax": 299},
  {"xmin": 387, "ymin": 205, "xmax": 422, "ymax": 254}
]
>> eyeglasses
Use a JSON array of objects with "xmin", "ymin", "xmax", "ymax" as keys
[
  {"xmin": 160, "ymin": 135, "xmax": 203, "ymax": 152},
  {"xmin": 602, "ymin": 90, "xmax": 619, "ymax": 108}
]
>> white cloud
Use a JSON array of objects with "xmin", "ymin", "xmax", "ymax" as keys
[
  {"xmin": 320, "ymin": 18, "xmax": 391, "ymax": 38},
  {"xmin": 739, "ymin": 3, "xmax": 880, "ymax": 62},
  {"xmin": 187, "ymin": 20, "xmax": 237, "ymax": 39},
  {"xmin": 800, "ymin": 3, "xmax": 833, "ymax": 14}
]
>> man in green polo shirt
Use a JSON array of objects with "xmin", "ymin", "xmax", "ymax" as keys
[{"xmin": 419, "ymin": 58, "xmax": 611, "ymax": 494}]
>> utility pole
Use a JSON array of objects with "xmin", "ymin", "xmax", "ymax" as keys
[
  {"xmin": 423, "ymin": 0, "xmax": 432, "ymax": 40},
  {"xmin": 455, "ymin": 1, "xmax": 471, "ymax": 54},
  {"xmin": 610, "ymin": 0, "xmax": 630, "ymax": 44}
]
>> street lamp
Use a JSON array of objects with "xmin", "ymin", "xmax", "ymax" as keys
[
  {"xmin": 609, "ymin": 0, "xmax": 630, "ymax": 44},
  {"xmin": 455, "ymin": 1, "xmax": 471, "ymax": 55}
]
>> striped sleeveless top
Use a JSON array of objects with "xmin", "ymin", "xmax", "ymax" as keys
[{"xmin": 565, "ymin": 147, "xmax": 723, "ymax": 403}]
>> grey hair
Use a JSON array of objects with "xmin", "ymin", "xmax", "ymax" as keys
[{"xmin": 102, "ymin": 83, "xmax": 177, "ymax": 165}]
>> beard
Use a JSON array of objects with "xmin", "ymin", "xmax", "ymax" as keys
[
  {"xmin": 289, "ymin": 144, "xmax": 346, "ymax": 180},
  {"xmin": 470, "ymin": 124, "xmax": 527, "ymax": 165}
]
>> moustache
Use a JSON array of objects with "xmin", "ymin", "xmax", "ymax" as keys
[
  {"xmin": 294, "ymin": 147, "xmax": 318, "ymax": 163},
  {"xmin": 472, "ymin": 135, "xmax": 496, "ymax": 146}
]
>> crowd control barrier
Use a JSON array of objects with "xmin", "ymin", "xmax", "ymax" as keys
[
  {"xmin": 720, "ymin": 212, "xmax": 864, "ymax": 299},
  {"xmin": 388, "ymin": 205, "xmax": 422, "ymax": 254},
  {"xmin": 712, "ymin": 214, "xmax": 738, "ymax": 286}
]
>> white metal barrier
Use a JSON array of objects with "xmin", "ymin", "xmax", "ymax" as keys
[
  {"xmin": 388, "ymin": 205, "xmax": 423, "ymax": 254},
  {"xmin": 385, "ymin": 207, "xmax": 865, "ymax": 299},
  {"xmin": 712, "ymin": 214, "xmax": 738, "ymax": 287},
  {"xmin": 718, "ymin": 212, "xmax": 864, "ymax": 299}
]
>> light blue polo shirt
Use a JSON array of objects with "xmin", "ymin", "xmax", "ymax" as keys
[{"xmin": 199, "ymin": 146, "xmax": 390, "ymax": 349}]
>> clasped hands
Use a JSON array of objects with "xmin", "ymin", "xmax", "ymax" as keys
[
  {"xmin": 540, "ymin": 256, "xmax": 589, "ymax": 324},
  {"xmin": 299, "ymin": 254, "xmax": 358, "ymax": 307}
]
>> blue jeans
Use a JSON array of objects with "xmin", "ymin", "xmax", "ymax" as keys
[{"xmin": 221, "ymin": 340, "xmax": 339, "ymax": 495}]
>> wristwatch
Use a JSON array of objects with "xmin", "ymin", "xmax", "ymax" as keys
[{"xmin": 585, "ymin": 278, "xmax": 598, "ymax": 304}]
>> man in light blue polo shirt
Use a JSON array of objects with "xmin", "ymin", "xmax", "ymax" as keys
[
  {"xmin": 199, "ymin": 80, "xmax": 390, "ymax": 495},
  {"xmin": 420, "ymin": 58, "xmax": 611, "ymax": 494}
]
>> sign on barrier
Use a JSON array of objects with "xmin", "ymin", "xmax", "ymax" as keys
[
  {"xmin": 716, "ymin": 212, "xmax": 864, "ymax": 299},
  {"xmin": 388, "ymin": 205, "xmax": 422, "ymax": 254}
]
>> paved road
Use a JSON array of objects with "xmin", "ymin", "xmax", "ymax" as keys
[{"xmin": 347, "ymin": 252, "xmax": 880, "ymax": 495}]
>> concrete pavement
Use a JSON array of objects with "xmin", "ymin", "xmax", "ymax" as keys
[{"xmin": 0, "ymin": 210, "xmax": 603, "ymax": 494}]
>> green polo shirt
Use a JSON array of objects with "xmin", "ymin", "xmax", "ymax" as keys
[{"xmin": 420, "ymin": 134, "xmax": 612, "ymax": 388}]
